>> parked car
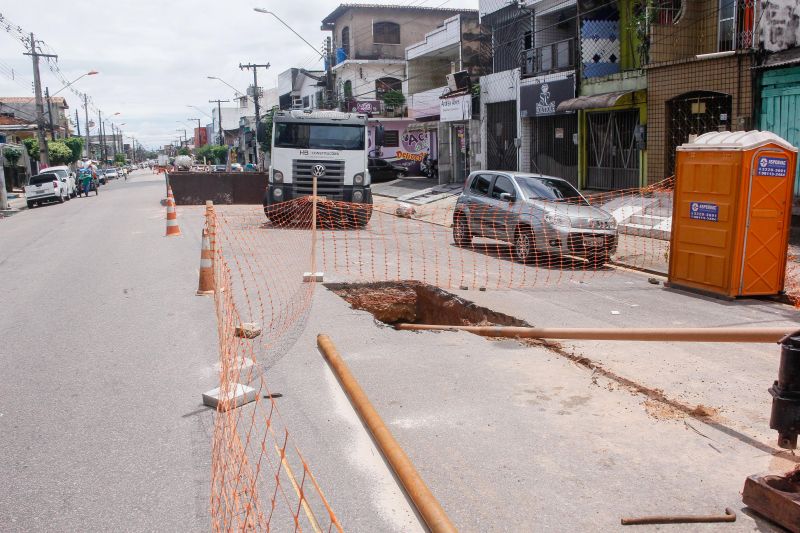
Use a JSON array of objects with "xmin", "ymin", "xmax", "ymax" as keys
[
  {"xmin": 25, "ymin": 172, "xmax": 70, "ymax": 207},
  {"xmin": 44, "ymin": 166, "xmax": 77, "ymax": 198},
  {"xmin": 452, "ymin": 171, "xmax": 618, "ymax": 266},
  {"xmin": 104, "ymin": 168, "xmax": 120, "ymax": 180},
  {"xmin": 368, "ymin": 158, "xmax": 407, "ymax": 182},
  {"xmin": 211, "ymin": 165, "xmax": 227, "ymax": 172}
]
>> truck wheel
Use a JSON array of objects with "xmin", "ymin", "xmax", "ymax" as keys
[{"xmin": 26, "ymin": 201, "xmax": 34, "ymax": 209}]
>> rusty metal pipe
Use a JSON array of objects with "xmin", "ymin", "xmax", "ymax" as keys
[
  {"xmin": 317, "ymin": 334, "xmax": 457, "ymax": 533},
  {"xmin": 621, "ymin": 507, "xmax": 736, "ymax": 525},
  {"xmin": 394, "ymin": 325, "xmax": 795, "ymax": 343}
]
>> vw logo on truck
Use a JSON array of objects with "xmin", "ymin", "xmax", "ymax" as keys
[{"xmin": 311, "ymin": 164, "xmax": 326, "ymax": 177}]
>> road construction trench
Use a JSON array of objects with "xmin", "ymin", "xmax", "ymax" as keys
[
  {"xmin": 325, "ymin": 281, "xmax": 530, "ymax": 328},
  {"xmin": 327, "ymin": 281, "xmax": 779, "ymax": 454}
]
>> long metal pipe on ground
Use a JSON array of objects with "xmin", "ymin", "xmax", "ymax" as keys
[
  {"xmin": 317, "ymin": 334, "xmax": 457, "ymax": 533},
  {"xmin": 394, "ymin": 325, "xmax": 798, "ymax": 343}
]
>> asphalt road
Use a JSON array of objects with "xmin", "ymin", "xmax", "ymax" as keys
[{"xmin": 0, "ymin": 171, "xmax": 217, "ymax": 531}]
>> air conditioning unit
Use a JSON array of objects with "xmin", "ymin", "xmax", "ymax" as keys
[{"xmin": 446, "ymin": 70, "xmax": 471, "ymax": 92}]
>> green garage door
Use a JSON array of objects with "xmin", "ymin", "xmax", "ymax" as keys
[{"xmin": 760, "ymin": 66, "xmax": 800, "ymax": 196}]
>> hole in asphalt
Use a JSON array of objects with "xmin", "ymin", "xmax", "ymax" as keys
[{"xmin": 326, "ymin": 281, "xmax": 530, "ymax": 328}]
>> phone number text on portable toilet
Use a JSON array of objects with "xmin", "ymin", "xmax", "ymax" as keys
[
  {"xmin": 757, "ymin": 156, "xmax": 789, "ymax": 177},
  {"xmin": 689, "ymin": 202, "xmax": 719, "ymax": 222}
]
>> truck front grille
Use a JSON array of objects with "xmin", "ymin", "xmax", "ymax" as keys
[{"xmin": 292, "ymin": 160, "xmax": 345, "ymax": 198}]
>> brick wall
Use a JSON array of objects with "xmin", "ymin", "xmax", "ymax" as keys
[{"xmin": 646, "ymin": 53, "xmax": 754, "ymax": 184}]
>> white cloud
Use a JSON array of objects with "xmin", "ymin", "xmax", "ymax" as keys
[{"xmin": 0, "ymin": 0, "xmax": 478, "ymax": 147}]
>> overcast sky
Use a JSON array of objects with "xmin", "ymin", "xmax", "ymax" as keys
[{"xmin": 0, "ymin": 0, "xmax": 478, "ymax": 148}]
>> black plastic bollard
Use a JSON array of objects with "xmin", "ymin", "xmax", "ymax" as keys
[{"xmin": 769, "ymin": 331, "xmax": 800, "ymax": 449}]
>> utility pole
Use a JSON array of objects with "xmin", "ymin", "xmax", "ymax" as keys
[
  {"xmin": 110, "ymin": 124, "xmax": 117, "ymax": 159},
  {"xmin": 75, "ymin": 109, "xmax": 80, "ymax": 137},
  {"xmin": 209, "ymin": 99, "xmax": 229, "ymax": 146},
  {"xmin": 24, "ymin": 33, "xmax": 57, "ymax": 168},
  {"xmin": 45, "ymin": 87, "xmax": 56, "ymax": 140},
  {"xmin": 239, "ymin": 62, "xmax": 270, "ymax": 167},
  {"xmin": 0, "ymin": 150, "xmax": 8, "ymax": 211},
  {"xmin": 98, "ymin": 110, "xmax": 104, "ymax": 164},
  {"xmin": 83, "ymin": 94, "xmax": 89, "ymax": 158},
  {"xmin": 326, "ymin": 37, "xmax": 334, "ymax": 109}
]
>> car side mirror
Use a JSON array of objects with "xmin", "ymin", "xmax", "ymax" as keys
[{"xmin": 499, "ymin": 192, "xmax": 515, "ymax": 202}]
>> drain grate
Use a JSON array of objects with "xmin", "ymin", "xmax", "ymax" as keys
[{"xmin": 326, "ymin": 281, "xmax": 530, "ymax": 328}]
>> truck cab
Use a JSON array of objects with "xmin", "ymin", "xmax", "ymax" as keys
[{"xmin": 265, "ymin": 110, "xmax": 372, "ymax": 226}]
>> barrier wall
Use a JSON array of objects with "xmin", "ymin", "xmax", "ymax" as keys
[{"xmin": 168, "ymin": 172, "xmax": 266, "ymax": 205}]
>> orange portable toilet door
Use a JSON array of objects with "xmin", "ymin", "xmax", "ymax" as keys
[{"xmin": 739, "ymin": 150, "xmax": 793, "ymax": 295}]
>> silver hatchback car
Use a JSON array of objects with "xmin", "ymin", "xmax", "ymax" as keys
[{"xmin": 453, "ymin": 171, "xmax": 618, "ymax": 266}]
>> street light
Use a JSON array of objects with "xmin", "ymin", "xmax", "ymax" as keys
[
  {"xmin": 207, "ymin": 76, "xmax": 245, "ymax": 97},
  {"xmin": 50, "ymin": 70, "xmax": 99, "ymax": 97},
  {"xmin": 187, "ymin": 104, "xmax": 213, "ymax": 119},
  {"xmin": 253, "ymin": 8, "xmax": 324, "ymax": 58}
]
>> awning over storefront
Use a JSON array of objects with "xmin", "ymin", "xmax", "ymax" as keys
[
  {"xmin": 753, "ymin": 47, "xmax": 800, "ymax": 70},
  {"xmin": 556, "ymin": 90, "xmax": 635, "ymax": 112}
]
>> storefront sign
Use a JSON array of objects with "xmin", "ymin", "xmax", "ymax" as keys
[
  {"xmin": 440, "ymin": 95, "xmax": 472, "ymax": 122},
  {"xmin": 690, "ymin": 202, "xmax": 719, "ymax": 222},
  {"xmin": 757, "ymin": 156, "xmax": 789, "ymax": 177},
  {"xmin": 402, "ymin": 130, "xmax": 431, "ymax": 153},
  {"xmin": 397, "ymin": 151, "xmax": 427, "ymax": 162},
  {"xmin": 520, "ymin": 74, "xmax": 575, "ymax": 118},
  {"xmin": 350, "ymin": 100, "xmax": 382, "ymax": 114}
]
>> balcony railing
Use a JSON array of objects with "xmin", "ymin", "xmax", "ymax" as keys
[{"xmin": 522, "ymin": 39, "xmax": 576, "ymax": 77}]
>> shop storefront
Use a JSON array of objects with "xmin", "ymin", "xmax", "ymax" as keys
[
  {"xmin": 758, "ymin": 63, "xmax": 800, "ymax": 197},
  {"xmin": 439, "ymin": 93, "xmax": 473, "ymax": 183},
  {"xmin": 368, "ymin": 119, "xmax": 437, "ymax": 176},
  {"xmin": 520, "ymin": 72, "xmax": 578, "ymax": 187}
]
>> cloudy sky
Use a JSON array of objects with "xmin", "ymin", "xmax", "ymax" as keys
[{"xmin": 0, "ymin": 0, "xmax": 477, "ymax": 148}]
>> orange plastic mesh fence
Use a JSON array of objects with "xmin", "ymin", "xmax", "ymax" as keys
[
  {"xmin": 207, "ymin": 206, "xmax": 342, "ymax": 533},
  {"xmin": 205, "ymin": 177, "xmax": 800, "ymax": 530}
]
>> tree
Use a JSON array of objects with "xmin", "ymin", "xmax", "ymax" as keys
[
  {"xmin": 196, "ymin": 144, "xmax": 229, "ymax": 164},
  {"xmin": 22, "ymin": 138, "xmax": 38, "ymax": 161},
  {"xmin": 2, "ymin": 146, "xmax": 22, "ymax": 167},
  {"xmin": 114, "ymin": 153, "xmax": 126, "ymax": 165},
  {"xmin": 177, "ymin": 147, "xmax": 191, "ymax": 156},
  {"xmin": 47, "ymin": 141, "xmax": 73, "ymax": 165},
  {"xmin": 62, "ymin": 137, "xmax": 84, "ymax": 164},
  {"xmin": 381, "ymin": 90, "xmax": 406, "ymax": 109}
]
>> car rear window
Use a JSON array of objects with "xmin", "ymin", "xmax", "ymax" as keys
[{"xmin": 28, "ymin": 174, "xmax": 57, "ymax": 185}]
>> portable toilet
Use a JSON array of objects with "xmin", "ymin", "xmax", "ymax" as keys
[{"xmin": 669, "ymin": 130, "xmax": 798, "ymax": 298}]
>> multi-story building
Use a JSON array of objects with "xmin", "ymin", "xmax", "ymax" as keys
[
  {"xmin": 322, "ymin": 4, "xmax": 471, "ymax": 110},
  {"xmin": 405, "ymin": 12, "xmax": 485, "ymax": 183},
  {"xmin": 645, "ymin": 0, "xmax": 757, "ymax": 185},
  {"xmin": 754, "ymin": 0, "xmax": 800, "ymax": 197}
]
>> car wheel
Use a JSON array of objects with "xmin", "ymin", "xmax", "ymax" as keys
[
  {"xmin": 514, "ymin": 227, "xmax": 534, "ymax": 263},
  {"xmin": 26, "ymin": 201, "xmax": 33, "ymax": 209},
  {"xmin": 453, "ymin": 215, "xmax": 472, "ymax": 246},
  {"xmin": 57, "ymin": 192, "xmax": 65, "ymax": 204}
]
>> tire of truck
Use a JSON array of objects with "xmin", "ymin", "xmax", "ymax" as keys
[{"xmin": 27, "ymin": 201, "xmax": 34, "ymax": 209}]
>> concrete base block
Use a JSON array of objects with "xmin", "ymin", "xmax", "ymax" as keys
[
  {"xmin": 303, "ymin": 272, "xmax": 324, "ymax": 282},
  {"xmin": 202, "ymin": 383, "xmax": 257, "ymax": 411},
  {"xmin": 213, "ymin": 358, "xmax": 258, "ymax": 382},
  {"xmin": 235, "ymin": 322, "xmax": 262, "ymax": 339}
]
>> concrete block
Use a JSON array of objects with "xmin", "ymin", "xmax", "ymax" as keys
[
  {"xmin": 235, "ymin": 322, "xmax": 262, "ymax": 339},
  {"xmin": 303, "ymin": 272, "xmax": 324, "ymax": 282},
  {"xmin": 202, "ymin": 383, "xmax": 257, "ymax": 411}
]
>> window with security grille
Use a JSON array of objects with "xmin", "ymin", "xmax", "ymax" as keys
[
  {"xmin": 383, "ymin": 130, "xmax": 399, "ymax": 147},
  {"xmin": 373, "ymin": 22, "xmax": 400, "ymax": 45}
]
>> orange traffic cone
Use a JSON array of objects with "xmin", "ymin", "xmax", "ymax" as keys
[
  {"xmin": 197, "ymin": 228, "xmax": 215, "ymax": 295},
  {"xmin": 165, "ymin": 197, "xmax": 181, "ymax": 236}
]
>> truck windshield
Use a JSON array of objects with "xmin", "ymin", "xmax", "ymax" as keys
[{"xmin": 274, "ymin": 123, "xmax": 365, "ymax": 150}]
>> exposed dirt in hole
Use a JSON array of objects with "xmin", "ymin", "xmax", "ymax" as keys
[
  {"xmin": 326, "ymin": 281, "xmax": 530, "ymax": 327},
  {"xmin": 328, "ymin": 281, "xmax": 760, "ymax": 450}
]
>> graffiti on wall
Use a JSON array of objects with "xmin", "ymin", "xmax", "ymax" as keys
[{"xmin": 760, "ymin": 0, "xmax": 800, "ymax": 52}]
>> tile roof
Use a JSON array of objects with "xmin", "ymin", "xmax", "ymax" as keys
[
  {"xmin": 322, "ymin": 3, "xmax": 477, "ymax": 24},
  {"xmin": 0, "ymin": 96, "xmax": 68, "ymax": 107}
]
